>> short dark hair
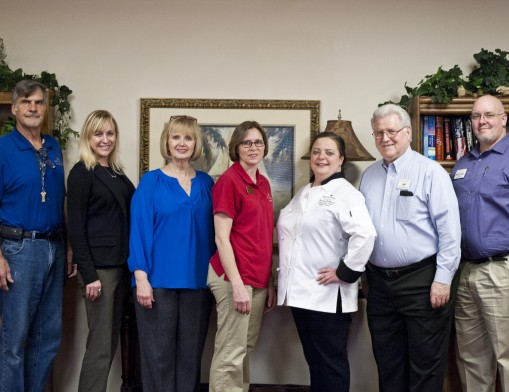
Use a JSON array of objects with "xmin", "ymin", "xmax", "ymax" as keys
[
  {"xmin": 12, "ymin": 80, "xmax": 47, "ymax": 104},
  {"xmin": 228, "ymin": 120, "xmax": 269, "ymax": 161},
  {"xmin": 310, "ymin": 131, "xmax": 347, "ymax": 163}
]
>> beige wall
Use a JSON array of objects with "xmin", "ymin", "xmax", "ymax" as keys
[{"xmin": 3, "ymin": 0, "xmax": 509, "ymax": 390}]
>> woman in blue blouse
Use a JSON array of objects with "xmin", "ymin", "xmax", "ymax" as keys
[{"xmin": 128, "ymin": 115, "xmax": 215, "ymax": 392}]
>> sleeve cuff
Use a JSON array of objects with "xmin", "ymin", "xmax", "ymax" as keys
[{"xmin": 336, "ymin": 259, "xmax": 363, "ymax": 284}]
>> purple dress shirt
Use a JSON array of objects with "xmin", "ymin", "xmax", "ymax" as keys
[{"xmin": 451, "ymin": 133, "xmax": 509, "ymax": 259}]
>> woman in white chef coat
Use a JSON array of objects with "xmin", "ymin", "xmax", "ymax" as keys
[{"xmin": 277, "ymin": 131, "xmax": 376, "ymax": 392}]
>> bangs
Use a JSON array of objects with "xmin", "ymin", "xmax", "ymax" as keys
[{"xmin": 169, "ymin": 123, "xmax": 196, "ymax": 139}]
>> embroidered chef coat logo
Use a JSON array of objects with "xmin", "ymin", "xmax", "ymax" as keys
[{"xmin": 318, "ymin": 194, "xmax": 336, "ymax": 207}]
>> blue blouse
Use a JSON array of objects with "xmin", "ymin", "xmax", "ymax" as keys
[{"xmin": 128, "ymin": 169, "xmax": 216, "ymax": 289}]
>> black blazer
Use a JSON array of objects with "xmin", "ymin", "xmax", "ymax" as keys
[{"xmin": 67, "ymin": 161, "xmax": 135, "ymax": 285}]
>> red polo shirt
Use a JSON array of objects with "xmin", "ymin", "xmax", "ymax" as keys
[{"xmin": 210, "ymin": 161, "xmax": 274, "ymax": 288}]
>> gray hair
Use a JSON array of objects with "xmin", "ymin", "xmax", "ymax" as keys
[
  {"xmin": 371, "ymin": 104, "xmax": 411, "ymax": 130},
  {"xmin": 12, "ymin": 80, "xmax": 47, "ymax": 104}
]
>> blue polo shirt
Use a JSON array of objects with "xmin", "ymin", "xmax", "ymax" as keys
[{"xmin": 0, "ymin": 129, "xmax": 65, "ymax": 232}]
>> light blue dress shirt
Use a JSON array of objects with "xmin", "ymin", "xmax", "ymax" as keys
[{"xmin": 359, "ymin": 147, "xmax": 461, "ymax": 285}]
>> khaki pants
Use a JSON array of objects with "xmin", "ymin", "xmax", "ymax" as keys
[
  {"xmin": 207, "ymin": 265, "xmax": 267, "ymax": 392},
  {"xmin": 78, "ymin": 266, "xmax": 130, "ymax": 392},
  {"xmin": 456, "ymin": 260, "xmax": 509, "ymax": 392}
]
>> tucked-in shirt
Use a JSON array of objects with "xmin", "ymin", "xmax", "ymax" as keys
[
  {"xmin": 277, "ymin": 177, "xmax": 376, "ymax": 313},
  {"xmin": 209, "ymin": 161, "xmax": 274, "ymax": 289},
  {"xmin": 360, "ymin": 147, "xmax": 461, "ymax": 285},
  {"xmin": 128, "ymin": 169, "xmax": 216, "ymax": 289},
  {"xmin": 451, "ymin": 133, "xmax": 509, "ymax": 259},
  {"xmin": 0, "ymin": 129, "xmax": 64, "ymax": 232}
]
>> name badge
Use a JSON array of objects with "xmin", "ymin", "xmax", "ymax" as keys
[
  {"xmin": 454, "ymin": 169, "xmax": 467, "ymax": 179},
  {"xmin": 397, "ymin": 179, "xmax": 411, "ymax": 190}
]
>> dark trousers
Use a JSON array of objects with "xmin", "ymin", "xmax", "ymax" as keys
[
  {"xmin": 78, "ymin": 266, "xmax": 131, "ymax": 392},
  {"xmin": 134, "ymin": 288, "xmax": 213, "ymax": 392},
  {"xmin": 366, "ymin": 260, "xmax": 459, "ymax": 392},
  {"xmin": 291, "ymin": 305, "xmax": 351, "ymax": 392}
]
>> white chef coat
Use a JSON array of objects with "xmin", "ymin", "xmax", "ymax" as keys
[{"xmin": 277, "ymin": 177, "xmax": 376, "ymax": 313}]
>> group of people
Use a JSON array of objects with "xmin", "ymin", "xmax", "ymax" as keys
[{"xmin": 0, "ymin": 79, "xmax": 507, "ymax": 392}]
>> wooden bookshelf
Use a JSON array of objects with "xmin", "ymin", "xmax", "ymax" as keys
[
  {"xmin": 410, "ymin": 96, "xmax": 509, "ymax": 391},
  {"xmin": 409, "ymin": 96, "xmax": 509, "ymax": 172}
]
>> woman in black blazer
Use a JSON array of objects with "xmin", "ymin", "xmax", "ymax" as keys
[{"xmin": 67, "ymin": 110, "xmax": 135, "ymax": 392}]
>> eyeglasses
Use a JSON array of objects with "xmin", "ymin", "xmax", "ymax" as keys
[
  {"xmin": 170, "ymin": 115, "xmax": 197, "ymax": 123},
  {"xmin": 38, "ymin": 145, "xmax": 55, "ymax": 169},
  {"xmin": 240, "ymin": 139, "xmax": 265, "ymax": 148},
  {"xmin": 372, "ymin": 126, "xmax": 408, "ymax": 139},
  {"xmin": 470, "ymin": 112, "xmax": 505, "ymax": 121}
]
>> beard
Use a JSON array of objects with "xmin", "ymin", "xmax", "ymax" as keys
[{"xmin": 474, "ymin": 127, "xmax": 505, "ymax": 147}]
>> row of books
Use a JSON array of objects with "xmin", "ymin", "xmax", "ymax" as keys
[{"xmin": 421, "ymin": 115, "xmax": 476, "ymax": 161}]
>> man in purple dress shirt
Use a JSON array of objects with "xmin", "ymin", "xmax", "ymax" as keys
[{"xmin": 451, "ymin": 95, "xmax": 509, "ymax": 392}]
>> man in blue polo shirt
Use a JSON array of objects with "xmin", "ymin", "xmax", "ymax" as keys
[
  {"xmin": 452, "ymin": 95, "xmax": 509, "ymax": 392},
  {"xmin": 0, "ymin": 80, "xmax": 67, "ymax": 392}
]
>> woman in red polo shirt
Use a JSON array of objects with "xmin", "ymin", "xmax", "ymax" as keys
[{"xmin": 207, "ymin": 120, "xmax": 276, "ymax": 392}]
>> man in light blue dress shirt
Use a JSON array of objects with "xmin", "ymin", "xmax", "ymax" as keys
[{"xmin": 359, "ymin": 104, "xmax": 461, "ymax": 392}]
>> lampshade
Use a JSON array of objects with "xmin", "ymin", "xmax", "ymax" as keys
[{"xmin": 301, "ymin": 110, "xmax": 375, "ymax": 161}]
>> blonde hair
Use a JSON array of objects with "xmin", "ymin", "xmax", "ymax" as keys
[
  {"xmin": 78, "ymin": 110, "xmax": 124, "ymax": 173},
  {"xmin": 159, "ymin": 116, "xmax": 203, "ymax": 161}
]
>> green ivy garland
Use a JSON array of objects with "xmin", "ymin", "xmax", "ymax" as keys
[
  {"xmin": 382, "ymin": 48, "xmax": 509, "ymax": 109},
  {"xmin": 0, "ymin": 37, "xmax": 78, "ymax": 148}
]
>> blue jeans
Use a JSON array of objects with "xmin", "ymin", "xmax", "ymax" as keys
[{"xmin": 0, "ymin": 236, "xmax": 65, "ymax": 392}]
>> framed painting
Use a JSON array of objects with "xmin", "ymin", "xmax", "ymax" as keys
[{"xmin": 139, "ymin": 98, "xmax": 320, "ymax": 219}]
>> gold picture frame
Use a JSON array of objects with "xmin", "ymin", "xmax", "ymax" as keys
[{"xmin": 139, "ymin": 98, "xmax": 320, "ymax": 191}]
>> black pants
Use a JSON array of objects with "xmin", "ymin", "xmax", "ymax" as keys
[
  {"xmin": 291, "ymin": 304, "xmax": 351, "ymax": 392},
  {"xmin": 366, "ymin": 261, "xmax": 459, "ymax": 392},
  {"xmin": 134, "ymin": 288, "xmax": 213, "ymax": 392}
]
